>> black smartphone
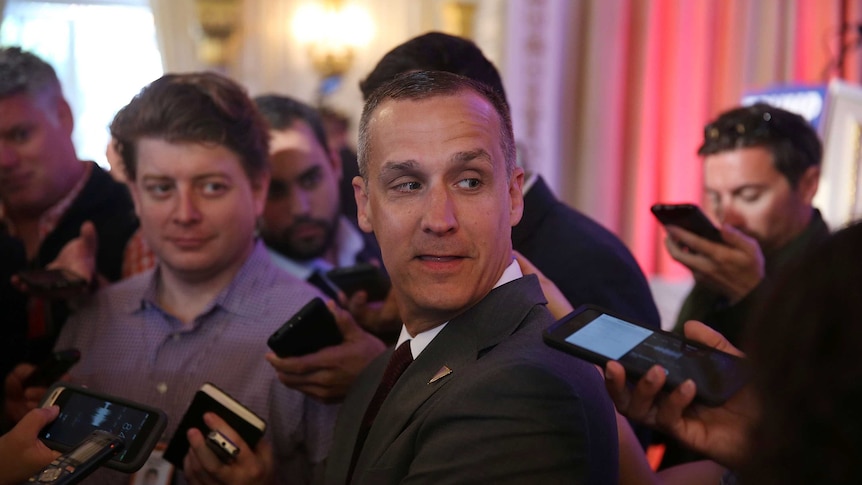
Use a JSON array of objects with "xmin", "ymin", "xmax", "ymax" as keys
[
  {"xmin": 16, "ymin": 268, "xmax": 88, "ymax": 291},
  {"xmin": 39, "ymin": 382, "xmax": 168, "ymax": 472},
  {"xmin": 324, "ymin": 263, "xmax": 390, "ymax": 302},
  {"xmin": 28, "ymin": 430, "xmax": 124, "ymax": 484},
  {"xmin": 267, "ymin": 297, "xmax": 343, "ymax": 357},
  {"xmin": 650, "ymin": 203, "xmax": 724, "ymax": 244},
  {"xmin": 543, "ymin": 304, "xmax": 749, "ymax": 406},
  {"xmin": 164, "ymin": 382, "xmax": 265, "ymax": 468},
  {"xmin": 23, "ymin": 348, "xmax": 82, "ymax": 388}
]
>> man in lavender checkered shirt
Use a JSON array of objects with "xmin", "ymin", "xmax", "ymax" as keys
[{"xmin": 5, "ymin": 72, "xmax": 339, "ymax": 484}]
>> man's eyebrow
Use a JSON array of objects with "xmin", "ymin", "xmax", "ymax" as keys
[
  {"xmin": 730, "ymin": 183, "xmax": 768, "ymax": 194},
  {"xmin": 378, "ymin": 160, "xmax": 419, "ymax": 179},
  {"xmin": 299, "ymin": 164, "xmax": 323, "ymax": 179},
  {"xmin": 139, "ymin": 172, "xmax": 231, "ymax": 181},
  {"xmin": 451, "ymin": 149, "xmax": 492, "ymax": 165},
  {"xmin": 0, "ymin": 121, "xmax": 34, "ymax": 137}
]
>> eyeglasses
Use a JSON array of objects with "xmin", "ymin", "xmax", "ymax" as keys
[{"xmin": 703, "ymin": 110, "xmax": 776, "ymax": 146}]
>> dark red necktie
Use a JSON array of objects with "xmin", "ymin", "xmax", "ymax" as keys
[{"xmin": 346, "ymin": 340, "xmax": 413, "ymax": 483}]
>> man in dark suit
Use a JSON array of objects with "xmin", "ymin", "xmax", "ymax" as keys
[
  {"xmin": 323, "ymin": 71, "xmax": 618, "ymax": 484},
  {"xmin": 359, "ymin": 30, "xmax": 659, "ymax": 449}
]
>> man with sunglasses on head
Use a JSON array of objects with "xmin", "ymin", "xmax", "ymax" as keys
[
  {"xmin": 665, "ymin": 103, "xmax": 828, "ymax": 350},
  {"xmin": 659, "ymin": 103, "xmax": 828, "ymax": 469}
]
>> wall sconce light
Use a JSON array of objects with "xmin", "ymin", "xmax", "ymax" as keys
[
  {"xmin": 291, "ymin": 0, "xmax": 374, "ymax": 82},
  {"xmin": 441, "ymin": 1, "xmax": 477, "ymax": 39},
  {"xmin": 194, "ymin": 0, "xmax": 243, "ymax": 67}
]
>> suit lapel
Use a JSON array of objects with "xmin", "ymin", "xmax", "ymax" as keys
[{"xmin": 353, "ymin": 275, "xmax": 548, "ymax": 476}]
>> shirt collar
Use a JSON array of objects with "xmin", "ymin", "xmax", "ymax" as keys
[
  {"xmin": 134, "ymin": 239, "xmax": 272, "ymax": 322},
  {"xmin": 397, "ymin": 257, "xmax": 522, "ymax": 359}
]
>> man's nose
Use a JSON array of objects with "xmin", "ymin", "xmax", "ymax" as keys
[
  {"xmin": 173, "ymin": 190, "xmax": 202, "ymax": 224},
  {"xmin": 289, "ymin": 188, "xmax": 312, "ymax": 216},
  {"xmin": 421, "ymin": 185, "xmax": 458, "ymax": 235},
  {"xmin": 717, "ymin": 203, "xmax": 743, "ymax": 228}
]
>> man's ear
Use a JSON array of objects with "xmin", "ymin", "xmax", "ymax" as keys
[
  {"xmin": 797, "ymin": 165, "xmax": 820, "ymax": 205},
  {"xmin": 354, "ymin": 175, "xmax": 373, "ymax": 233},
  {"xmin": 508, "ymin": 167, "xmax": 525, "ymax": 227},
  {"xmin": 56, "ymin": 97, "xmax": 75, "ymax": 136}
]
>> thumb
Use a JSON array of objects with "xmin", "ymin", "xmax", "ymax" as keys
[
  {"xmin": 79, "ymin": 221, "xmax": 99, "ymax": 256},
  {"xmin": 683, "ymin": 320, "xmax": 745, "ymax": 357},
  {"xmin": 326, "ymin": 299, "xmax": 361, "ymax": 339},
  {"xmin": 18, "ymin": 405, "xmax": 60, "ymax": 434}
]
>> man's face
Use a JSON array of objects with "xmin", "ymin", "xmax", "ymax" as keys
[
  {"xmin": 261, "ymin": 122, "xmax": 341, "ymax": 261},
  {"xmin": 0, "ymin": 92, "xmax": 80, "ymax": 216},
  {"xmin": 704, "ymin": 146, "xmax": 818, "ymax": 252},
  {"xmin": 355, "ymin": 91, "xmax": 524, "ymax": 331},
  {"xmin": 130, "ymin": 138, "xmax": 268, "ymax": 282}
]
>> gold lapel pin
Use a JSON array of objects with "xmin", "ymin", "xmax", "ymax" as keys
[{"xmin": 429, "ymin": 365, "xmax": 452, "ymax": 384}]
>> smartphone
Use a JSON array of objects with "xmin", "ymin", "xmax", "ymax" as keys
[
  {"xmin": 23, "ymin": 348, "xmax": 82, "ymax": 388},
  {"xmin": 16, "ymin": 269, "xmax": 88, "ymax": 291},
  {"xmin": 267, "ymin": 297, "xmax": 343, "ymax": 357},
  {"xmin": 28, "ymin": 430, "xmax": 124, "ymax": 484},
  {"xmin": 543, "ymin": 304, "xmax": 749, "ymax": 406},
  {"xmin": 324, "ymin": 263, "xmax": 391, "ymax": 302},
  {"xmin": 38, "ymin": 382, "xmax": 168, "ymax": 472},
  {"xmin": 206, "ymin": 429, "xmax": 239, "ymax": 463},
  {"xmin": 650, "ymin": 203, "xmax": 724, "ymax": 244}
]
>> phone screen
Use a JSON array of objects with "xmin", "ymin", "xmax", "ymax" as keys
[
  {"xmin": 546, "ymin": 306, "xmax": 748, "ymax": 406},
  {"xmin": 41, "ymin": 390, "xmax": 158, "ymax": 465},
  {"xmin": 566, "ymin": 314, "xmax": 741, "ymax": 388}
]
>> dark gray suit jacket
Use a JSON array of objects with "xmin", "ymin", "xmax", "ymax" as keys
[{"xmin": 324, "ymin": 276, "xmax": 619, "ymax": 485}]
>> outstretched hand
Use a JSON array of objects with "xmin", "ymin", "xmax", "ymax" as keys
[
  {"xmin": 12, "ymin": 221, "xmax": 101, "ymax": 299},
  {"xmin": 266, "ymin": 300, "xmax": 386, "ymax": 403},
  {"xmin": 0, "ymin": 406, "xmax": 62, "ymax": 485},
  {"xmin": 604, "ymin": 321, "xmax": 757, "ymax": 469}
]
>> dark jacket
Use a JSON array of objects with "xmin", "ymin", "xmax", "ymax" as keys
[
  {"xmin": 325, "ymin": 276, "xmax": 620, "ymax": 485},
  {"xmin": 513, "ymin": 176, "xmax": 660, "ymax": 329}
]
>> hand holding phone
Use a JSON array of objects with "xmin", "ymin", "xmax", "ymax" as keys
[
  {"xmin": 38, "ymin": 382, "xmax": 167, "ymax": 472},
  {"xmin": 544, "ymin": 305, "xmax": 749, "ymax": 406},
  {"xmin": 163, "ymin": 382, "xmax": 266, "ymax": 469},
  {"xmin": 267, "ymin": 297, "xmax": 343, "ymax": 358},
  {"xmin": 651, "ymin": 203, "xmax": 724, "ymax": 245}
]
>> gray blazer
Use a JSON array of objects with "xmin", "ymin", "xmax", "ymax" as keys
[{"xmin": 324, "ymin": 275, "xmax": 619, "ymax": 485}]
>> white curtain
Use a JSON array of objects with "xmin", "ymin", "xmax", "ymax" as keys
[{"xmin": 149, "ymin": 0, "xmax": 202, "ymax": 73}]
